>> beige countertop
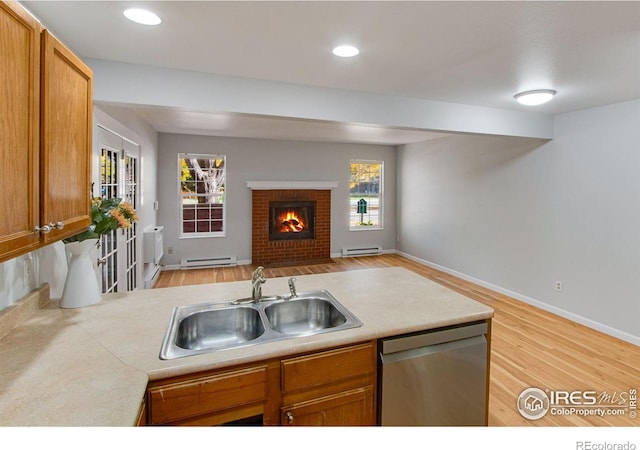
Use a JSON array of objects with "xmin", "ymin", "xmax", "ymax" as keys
[{"xmin": 0, "ymin": 267, "xmax": 493, "ymax": 426}]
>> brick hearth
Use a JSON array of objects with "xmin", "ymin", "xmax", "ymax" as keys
[{"xmin": 252, "ymin": 189, "xmax": 331, "ymax": 266}]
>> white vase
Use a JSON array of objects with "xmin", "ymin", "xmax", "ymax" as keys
[{"xmin": 60, "ymin": 239, "xmax": 101, "ymax": 309}]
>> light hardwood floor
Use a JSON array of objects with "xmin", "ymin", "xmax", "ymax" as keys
[{"xmin": 156, "ymin": 254, "xmax": 640, "ymax": 426}]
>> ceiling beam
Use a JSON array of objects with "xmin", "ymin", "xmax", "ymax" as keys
[{"xmin": 88, "ymin": 58, "xmax": 553, "ymax": 140}]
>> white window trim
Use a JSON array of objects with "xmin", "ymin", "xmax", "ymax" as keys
[
  {"xmin": 349, "ymin": 159, "xmax": 384, "ymax": 231},
  {"xmin": 178, "ymin": 153, "xmax": 227, "ymax": 238}
]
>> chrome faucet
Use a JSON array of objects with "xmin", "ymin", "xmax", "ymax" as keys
[
  {"xmin": 288, "ymin": 277, "xmax": 298, "ymax": 298},
  {"xmin": 251, "ymin": 266, "xmax": 266, "ymax": 302}
]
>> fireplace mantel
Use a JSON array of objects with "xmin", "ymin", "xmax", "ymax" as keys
[{"xmin": 246, "ymin": 181, "xmax": 338, "ymax": 190}]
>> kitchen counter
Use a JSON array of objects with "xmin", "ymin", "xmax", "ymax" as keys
[{"xmin": 0, "ymin": 267, "xmax": 493, "ymax": 426}]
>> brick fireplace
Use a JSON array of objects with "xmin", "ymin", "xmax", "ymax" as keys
[{"xmin": 248, "ymin": 181, "xmax": 337, "ymax": 266}]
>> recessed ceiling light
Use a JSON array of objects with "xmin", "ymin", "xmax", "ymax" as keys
[
  {"xmin": 514, "ymin": 89, "xmax": 557, "ymax": 106},
  {"xmin": 123, "ymin": 8, "xmax": 161, "ymax": 26},
  {"xmin": 332, "ymin": 45, "xmax": 360, "ymax": 58}
]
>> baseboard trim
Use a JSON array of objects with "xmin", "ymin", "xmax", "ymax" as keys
[
  {"xmin": 331, "ymin": 248, "xmax": 395, "ymax": 259},
  {"xmin": 396, "ymin": 250, "xmax": 640, "ymax": 347},
  {"xmin": 162, "ymin": 259, "xmax": 252, "ymax": 272}
]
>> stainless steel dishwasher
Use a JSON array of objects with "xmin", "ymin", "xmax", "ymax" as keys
[{"xmin": 378, "ymin": 321, "xmax": 488, "ymax": 426}]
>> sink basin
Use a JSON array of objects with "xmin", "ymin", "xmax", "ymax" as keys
[
  {"xmin": 265, "ymin": 297, "xmax": 347, "ymax": 335},
  {"xmin": 160, "ymin": 290, "xmax": 362, "ymax": 360},
  {"xmin": 161, "ymin": 304, "xmax": 267, "ymax": 359},
  {"xmin": 175, "ymin": 306, "xmax": 265, "ymax": 350}
]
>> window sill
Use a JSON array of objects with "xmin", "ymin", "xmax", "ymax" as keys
[{"xmin": 179, "ymin": 232, "xmax": 226, "ymax": 239}]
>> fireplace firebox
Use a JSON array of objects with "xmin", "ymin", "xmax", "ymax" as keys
[{"xmin": 269, "ymin": 201, "xmax": 315, "ymax": 241}]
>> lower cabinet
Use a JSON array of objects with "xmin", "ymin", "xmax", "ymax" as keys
[
  {"xmin": 281, "ymin": 387, "xmax": 374, "ymax": 426},
  {"xmin": 146, "ymin": 362, "xmax": 279, "ymax": 425},
  {"xmin": 280, "ymin": 341, "xmax": 377, "ymax": 426},
  {"xmin": 145, "ymin": 341, "xmax": 376, "ymax": 426}
]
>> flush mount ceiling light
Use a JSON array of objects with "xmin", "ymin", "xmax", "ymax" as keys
[
  {"xmin": 123, "ymin": 8, "xmax": 162, "ymax": 25},
  {"xmin": 332, "ymin": 45, "xmax": 360, "ymax": 58},
  {"xmin": 514, "ymin": 89, "xmax": 557, "ymax": 106}
]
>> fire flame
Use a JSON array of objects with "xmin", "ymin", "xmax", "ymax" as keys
[{"xmin": 279, "ymin": 210, "xmax": 305, "ymax": 232}]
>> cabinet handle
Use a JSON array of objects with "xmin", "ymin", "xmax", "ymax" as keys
[
  {"xmin": 34, "ymin": 224, "xmax": 52, "ymax": 234},
  {"xmin": 34, "ymin": 221, "xmax": 64, "ymax": 234},
  {"xmin": 286, "ymin": 411, "xmax": 294, "ymax": 424}
]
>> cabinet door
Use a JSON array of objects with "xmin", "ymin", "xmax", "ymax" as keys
[
  {"xmin": 280, "ymin": 342, "xmax": 377, "ymax": 426},
  {"xmin": 0, "ymin": 1, "xmax": 40, "ymax": 263},
  {"xmin": 282, "ymin": 387, "xmax": 375, "ymax": 426},
  {"xmin": 40, "ymin": 30, "xmax": 92, "ymax": 243}
]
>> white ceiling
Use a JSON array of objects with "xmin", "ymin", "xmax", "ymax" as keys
[{"xmin": 22, "ymin": 1, "xmax": 640, "ymax": 145}]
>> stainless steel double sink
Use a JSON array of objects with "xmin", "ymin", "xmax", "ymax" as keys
[{"xmin": 159, "ymin": 290, "xmax": 362, "ymax": 360}]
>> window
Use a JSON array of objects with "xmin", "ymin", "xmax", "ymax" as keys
[
  {"xmin": 349, "ymin": 160, "xmax": 383, "ymax": 230},
  {"xmin": 179, "ymin": 153, "xmax": 226, "ymax": 237}
]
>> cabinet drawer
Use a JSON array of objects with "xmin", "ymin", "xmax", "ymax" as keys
[
  {"xmin": 281, "ymin": 342, "xmax": 375, "ymax": 393},
  {"xmin": 148, "ymin": 365, "xmax": 268, "ymax": 424}
]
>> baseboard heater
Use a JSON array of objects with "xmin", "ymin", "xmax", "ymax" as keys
[
  {"xmin": 144, "ymin": 264, "xmax": 162, "ymax": 289},
  {"xmin": 180, "ymin": 256, "xmax": 237, "ymax": 269},
  {"xmin": 341, "ymin": 246, "xmax": 383, "ymax": 257}
]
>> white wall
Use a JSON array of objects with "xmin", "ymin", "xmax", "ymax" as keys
[
  {"xmin": 397, "ymin": 99, "xmax": 640, "ymax": 344},
  {"xmin": 0, "ymin": 252, "xmax": 41, "ymax": 310},
  {"xmin": 157, "ymin": 134, "xmax": 396, "ymax": 265}
]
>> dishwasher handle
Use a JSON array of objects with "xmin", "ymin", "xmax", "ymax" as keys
[
  {"xmin": 380, "ymin": 334, "xmax": 486, "ymax": 365},
  {"xmin": 381, "ymin": 322, "xmax": 487, "ymax": 355}
]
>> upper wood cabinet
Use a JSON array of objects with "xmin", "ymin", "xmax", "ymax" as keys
[
  {"xmin": 0, "ymin": 1, "xmax": 93, "ymax": 263},
  {"xmin": 40, "ymin": 29, "xmax": 93, "ymax": 244},
  {"xmin": 0, "ymin": 1, "xmax": 41, "ymax": 261}
]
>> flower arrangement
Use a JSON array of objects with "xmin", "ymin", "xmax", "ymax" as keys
[{"xmin": 63, "ymin": 197, "xmax": 139, "ymax": 243}]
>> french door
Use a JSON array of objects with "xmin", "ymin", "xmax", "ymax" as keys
[{"xmin": 97, "ymin": 126, "xmax": 141, "ymax": 293}]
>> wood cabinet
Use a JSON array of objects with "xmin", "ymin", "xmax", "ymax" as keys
[
  {"xmin": 147, "ymin": 361, "xmax": 280, "ymax": 426},
  {"xmin": 280, "ymin": 342, "xmax": 377, "ymax": 426},
  {"xmin": 0, "ymin": 1, "xmax": 92, "ymax": 263},
  {"xmin": 0, "ymin": 1, "xmax": 41, "ymax": 261},
  {"xmin": 281, "ymin": 387, "xmax": 374, "ymax": 426},
  {"xmin": 145, "ymin": 341, "xmax": 376, "ymax": 426},
  {"xmin": 39, "ymin": 29, "xmax": 93, "ymax": 244}
]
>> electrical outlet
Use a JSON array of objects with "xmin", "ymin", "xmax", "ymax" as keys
[
  {"xmin": 555, "ymin": 281, "xmax": 562, "ymax": 292},
  {"xmin": 167, "ymin": 246, "xmax": 173, "ymax": 255}
]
